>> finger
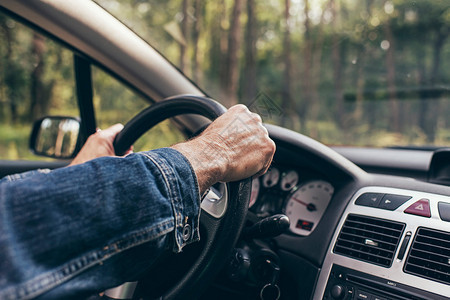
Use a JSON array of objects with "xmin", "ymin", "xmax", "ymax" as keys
[
  {"xmin": 123, "ymin": 145, "xmax": 134, "ymax": 156},
  {"xmin": 251, "ymin": 112, "xmax": 263, "ymax": 124},
  {"xmin": 101, "ymin": 123, "xmax": 124, "ymax": 140},
  {"xmin": 260, "ymin": 124, "xmax": 269, "ymax": 136},
  {"xmin": 105, "ymin": 123, "xmax": 124, "ymax": 134},
  {"xmin": 229, "ymin": 104, "xmax": 249, "ymax": 112},
  {"xmin": 255, "ymin": 157, "xmax": 274, "ymax": 178}
]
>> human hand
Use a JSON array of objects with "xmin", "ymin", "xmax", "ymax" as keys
[
  {"xmin": 69, "ymin": 123, "xmax": 133, "ymax": 166},
  {"xmin": 172, "ymin": 104, "xmax": 275, "ymax": 193}
]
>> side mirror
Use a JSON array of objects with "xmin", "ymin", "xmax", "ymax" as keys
[{"xmin": 30, "ymin": 116, "xmax": 81, "ymax": 159}]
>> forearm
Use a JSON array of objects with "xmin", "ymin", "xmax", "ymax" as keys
[{"xmin": 0, "ymin": 148, "xmax": 200, "ymax": 299}]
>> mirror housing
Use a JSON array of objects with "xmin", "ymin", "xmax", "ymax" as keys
[{"xmin": 30, "ymin": 116, "xmax": 81, "ymax": 159}]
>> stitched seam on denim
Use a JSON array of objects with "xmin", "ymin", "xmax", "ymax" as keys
[
  {"xmin": 0, "ymin": 219, "xmax": 174, "ymax": 300},
  {"xmin": 140, "ymin": 152, "xmax": 178, "ymax": 217},
  {"xmin": 141, "ymin": 152, "xmax": 184, "ymax": 251},
  {"xmin": 169, "ymin": 148, "xmax": 201, "ymax": 242}
]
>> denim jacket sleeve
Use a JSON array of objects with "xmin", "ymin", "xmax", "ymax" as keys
[{"xmin": 0, "ymin": 148, "xmax": 201, "ymax": 299}]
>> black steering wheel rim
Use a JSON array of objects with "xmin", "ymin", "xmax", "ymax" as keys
[
  {"xmin": 114, "ymin": 95, "xmax": 227, "ymax": 156},
  {"xmin": 113, "ymin": 95, "xmax": 251, "ymax": 300}
]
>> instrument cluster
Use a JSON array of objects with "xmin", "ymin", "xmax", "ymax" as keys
[{"xmin": 250, "ymin": 165, "xmax": 334, "ymax": 236}]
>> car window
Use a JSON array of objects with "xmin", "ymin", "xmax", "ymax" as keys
[
  {"xmin": 94, "ymin": 0, "xmax": 450, "ymax": 148},
  {"xmin": 0, "ymin": 11, "xmax": 184, "ymax": 161},
  {"xmin": 92, "ymin": 66, "xmax": 185, "ymax": 151},
  {"xmin": 0, "ymin": 12, "xmax": 77, "ymax": 160}
]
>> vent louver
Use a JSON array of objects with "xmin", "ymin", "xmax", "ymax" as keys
[
  {"xmin": 404, "ymin": 227, "xmax": 450, "ymax": 285},
  {"xmin": 334, "ymin": 214, "xmax": 405, "ymax": 267}
]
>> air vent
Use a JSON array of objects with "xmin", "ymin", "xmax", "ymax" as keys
[
  {"xmin": 334, "ymin": 214, "xmax": 405, "ymax": 267},
  {"xmin": 404, "ymin": 227, "xmax": 450, "ymax": 285}
]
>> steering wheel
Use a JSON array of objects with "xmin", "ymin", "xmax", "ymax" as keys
[{"xmin": 113, "ymin": 95, "xmax": 251, "ymax": 299}]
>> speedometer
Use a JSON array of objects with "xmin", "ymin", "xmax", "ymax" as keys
[{"xmin": 284, "ymin": 180, "xmax": 334, "ymax": 236}]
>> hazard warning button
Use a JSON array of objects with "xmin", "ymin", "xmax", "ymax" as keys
[{"xmin": 404, "ymin": 198, "xmax": 431, "ymax": 218}]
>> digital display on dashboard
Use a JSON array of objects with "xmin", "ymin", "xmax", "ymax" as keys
[{"xmin": 296, "ymin": 219, "xmax": 314, "ymax": 231}]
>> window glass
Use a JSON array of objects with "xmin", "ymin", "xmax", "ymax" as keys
[
  {"xmin": 92, "ymin": 66, "xmax": 185, "ymax": 151},
  {"xmin": 0, "ymin": 12, "xmax": 77, "ymax": 160},
  {"xmin": 94, "ymin": 0, "xmax": 450, "ymax": 148}
]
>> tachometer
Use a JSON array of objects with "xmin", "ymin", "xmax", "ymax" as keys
[
  {"xmin": 262, "ymin": 167, "xmax": 280, "ymax": 188},
  {"xmin": 284, "ymin": 180, "xmax": 334, "ymax": 236},
  {"xmin": 280, "ymin": 170, "xmax": 299, "ymax": 191}
]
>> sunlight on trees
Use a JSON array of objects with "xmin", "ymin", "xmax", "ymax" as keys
[{"xmin": 1, "ymin": 0, "xmax": 449, "ymax": 156}]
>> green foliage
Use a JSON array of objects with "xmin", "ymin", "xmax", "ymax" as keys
[
  {"xmin": 1, "ymin": 0, "xmax": 450, "ymax": 162},
  {"xmin": 91, "ymin": 0, "xmax": 449, "ymax": 146},
  {"xmin": 0, "ymin": 123, "xmax": 36, "ymax": 160}
]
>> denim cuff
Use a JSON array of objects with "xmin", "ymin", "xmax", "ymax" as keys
[{"xmin": 140, "ymin": 148, "xmax": 201, "ymax": 253}]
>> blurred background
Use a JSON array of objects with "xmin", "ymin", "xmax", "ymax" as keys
[{"xmin": 0, "ymin": 0, "xmax": 449, "ymax": 160}]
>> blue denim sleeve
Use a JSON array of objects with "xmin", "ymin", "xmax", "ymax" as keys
[{"xmin": 0, "ymin": 148, "xmax": 200, "ymax": 299}]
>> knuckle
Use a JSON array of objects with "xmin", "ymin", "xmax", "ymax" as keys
[
  {"xmin": 252, "ymin": 112, "xmax": 262, "ymax": 123},
  {"xmin": 266, "ymin": 139, "xmax": 276, "ymax": 154},
  {"xmin": 231, "ymin": 104, "xmax": 248, "ymax": 112}
]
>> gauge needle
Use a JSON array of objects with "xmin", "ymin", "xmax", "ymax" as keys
[
  {"xmin": 292, "ymin": 197, "xmax": 317, "ymax": 212},
  {"xmin": 285, "ymin": 179, "xmax": 296, "ymax": 188}
]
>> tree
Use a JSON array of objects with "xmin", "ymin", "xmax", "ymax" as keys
[
  {"xmin": 384, "ymin": 18, "xmax": 399, "ymax": 132},
  {"xmin": 29, "ymin": 33, "xmax": 55, "ymax": 121},
  {"xmin": 243, "ymin": 0, "xmax": 257, "ymax": 104},
  {"xmin": 180, "ymin": 0, "xmax": 189, "ymax": 72},
  {"xmin": 223, "ymin": 0, "xmax": 244, "ymax": 107},
  {"xmin": 299, "ymin": 0, "xmax": 313, "ymax": 131},
  {"xmin": 281, "ymin": 0, "xmax": 293, "ymax": 127},
  {"xmin": 192, "ymin": 0, "xmax": 204, "ymax": 84}
]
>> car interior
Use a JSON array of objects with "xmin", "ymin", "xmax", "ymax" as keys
[{"xmin": 0, "ymin": 1, "xmax": 449, "ymax": 300}]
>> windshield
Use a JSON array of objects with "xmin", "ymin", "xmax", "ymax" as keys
[{"xmin": 94, "ymin": 0, "xmax": 450, "ymax": 148}]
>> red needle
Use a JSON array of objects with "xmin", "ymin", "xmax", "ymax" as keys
[
  {"xmin": 292, "ymin": 197, "xmax": 308, "ymax": 206},
  {"xmin": 292, "ymin": 197, "xmax": 317, "ymax": 212}
]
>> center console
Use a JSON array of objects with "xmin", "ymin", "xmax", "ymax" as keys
[{"xmin": 314, "ymin": 187, "xmax": 450, "ymax": 300}]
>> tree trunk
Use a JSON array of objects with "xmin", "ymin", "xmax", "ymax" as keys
[
  {"xmin": 30, "ymin": 33, "xmax": 47, "ymax": 121},
  {"xmin": 209, "ymin": 0, "xmax": 226, "ymax": 88},
  {"xmin": 330, "ymin": 0, "xmax": 345, "ymax": 129},
  {"xmin": 384, "ymin": 19, "xmax": 399, "ymax": 132},
  {"xmin": 223, "ymin": 0, "xmax": 244, "ymax": 107},
  {"xmin": 1, "ymin": 17, "xmax": 16, "ymax": 123},
  {"xmin": 281, "ymin": 0, "xmax": 292, "ymax": 127},
  {"xmin": 243, "ymin": 0, "xmax": 257, "ymax": 104},
  {"xmin": 300, "ymin": 0, "xmax": 312, "ymax": 131},
  {"xmin": 180, "ymin": 0, "xmax": 189, "ymax": 72},
  {"xmin": 309, "ymin": 0, "xmax": 333, "ymax": 136},
  {"xmin": 430, "ymin": 29, "xmax": 447, "ymax": 86},
  {"xmin": 354, "ymin": 45, "xmax": 366, "ymax": 124},
  {"xmin": 29, "ymin": 33, "xmax": 58, "ymax": 121},
  {"xmin": 192, "ymin": 0, "xmax": 203, "ymax": 84},
  {"xmin": 425, "ymin": 28, "xmax": 448, "ymax": 143}
]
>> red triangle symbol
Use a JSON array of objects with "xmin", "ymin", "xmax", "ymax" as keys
[{"xmin": 404, "ymin": 198, "xmax": 431, "ymax": 218}]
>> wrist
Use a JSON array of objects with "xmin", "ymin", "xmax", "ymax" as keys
[{"xmin": 171, "ymin": 137, "xmax": 227, "ymax": 194}]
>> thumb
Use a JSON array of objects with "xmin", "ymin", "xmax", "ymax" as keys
[{"xmin": 102, "ymin": 123, "xmax": 125, "ymax": 141}]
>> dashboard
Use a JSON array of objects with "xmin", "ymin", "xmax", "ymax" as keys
[{"xmin": 242, "ymin": 125, "xmax": 450, "ymax": 300}]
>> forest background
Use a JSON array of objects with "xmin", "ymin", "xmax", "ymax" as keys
[{"xmin": 0, "ymin": 0, "xmax": 449, "ymax": 159}]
